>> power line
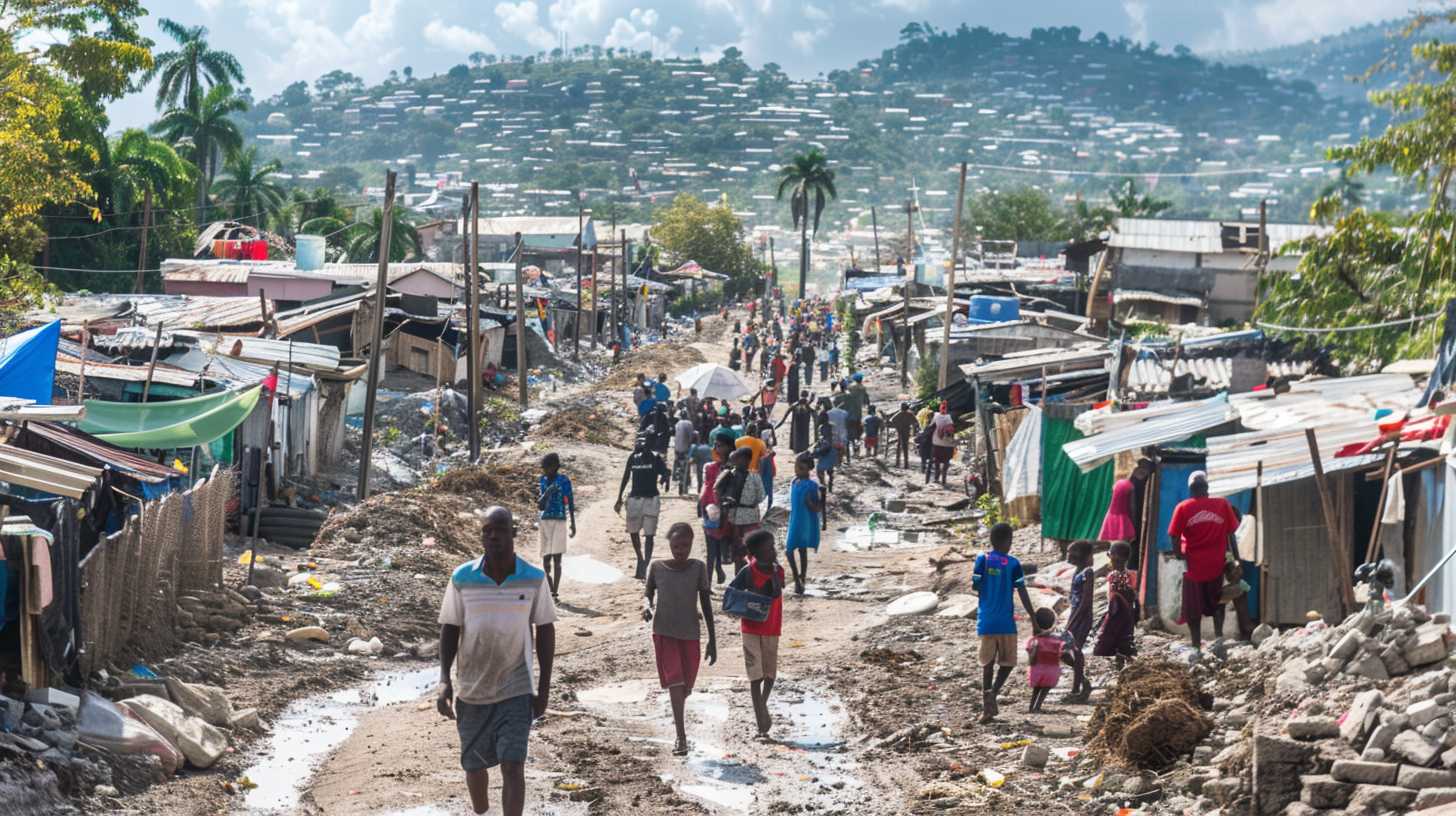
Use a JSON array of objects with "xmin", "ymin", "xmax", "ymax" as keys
[
  {"xmin": 961, "ymin": 161, "xmax": 1335, "ymax": 179},
  {"xmin": 1256, "ymin": 311, "xmax": 1444, "ymax": 334}
]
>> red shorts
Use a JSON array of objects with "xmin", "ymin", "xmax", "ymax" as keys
[
  {"xmin": 864, "ymin": 436, "xmax": 878, "ymax": 447},
  {"xmin": 1182, "ymin": 575, "xmax": 1223, "ymax": 622},
  {"xmin": 653, "ymin": 634, "xmax": 701, "ymax": 691}
]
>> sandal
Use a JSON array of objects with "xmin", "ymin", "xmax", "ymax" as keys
[{"xmin": 673, "ymin": 739, "xmax": 689, "ymax": 756}]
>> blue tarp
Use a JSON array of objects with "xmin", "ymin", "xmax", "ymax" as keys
[{"xmin": 0, "ymin": 321, "xmax": 59, "ymax": 405}]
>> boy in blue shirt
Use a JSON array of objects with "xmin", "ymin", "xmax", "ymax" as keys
[
  {"xmin": 687, "ymin": 433, "xmax": 712, "ymax": 492},
  {"xmin": 537, "ymin": 453, "xmax": 576, "ymax": 601},
  {"xmin": 973, "ymin": 522, "xmax": 1036, "ymax": 723}
]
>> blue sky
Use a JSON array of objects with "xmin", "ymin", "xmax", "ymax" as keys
[{"xmin": 106, "ymin": 0, "xmax": 1423, "ymax": 129}]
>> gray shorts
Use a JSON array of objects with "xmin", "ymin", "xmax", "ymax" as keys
[{"xmin": 456, "ymin": 694, "xmax": 533, "ymax": 771}]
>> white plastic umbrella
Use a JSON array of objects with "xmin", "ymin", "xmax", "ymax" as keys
[{"xmin": 674, "ymin": 363, "xmax": 753, "ymax": 401}]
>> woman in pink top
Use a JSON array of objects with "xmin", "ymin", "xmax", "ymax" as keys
[
  {"xmin": 1098, "ymin": 460, "xmax": 1150, "ymax": 543},
  {"xmin": 699, "ymin": 436, "xmax": 734, "ymax": 584}
]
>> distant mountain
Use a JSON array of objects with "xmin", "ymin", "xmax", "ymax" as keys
[
  {"xmin": 241, "ymin": 23, "xmax": 1404, "ymax": 233},
  {"xmin": 1225, "ymin": 17, "xmax": 1456, "ymax": 102}
]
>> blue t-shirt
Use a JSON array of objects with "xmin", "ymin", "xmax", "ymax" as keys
[
  {"xmin": 539, "ymin": 474, "xmax": 574, "ymax": 520},
  {"xmin": 828, "ymin": 346, "xmax": 839, "ymax": 364},
  {"xmin": 653, "ymin": 381, "xmax": 671, "ymax": 402},
  {"xmin": 637, "ymin": 397, "xmax": 656, "ymax": 418},
  {"xmin": 863, "ymin": 414, "xmax": 882, "ymax": 438},
  {"xmin": 688, "ymin": 443, "xmax": 712, "ymax": 465},
  {"xmin": 785, "ymin": 477, "xmax": 821, "ymax": 552},
  {"xmin": 824, "ymin": 314, "xmax": 834, "ymax": 332},
  {"xmin": 972, "ymin": 551, "xmax": 1025, "ymax": 636}
]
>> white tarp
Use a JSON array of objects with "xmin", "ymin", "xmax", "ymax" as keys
[{"xmin": 1003, "ymin": 404, "xmax": 1043, "ymax": 502}]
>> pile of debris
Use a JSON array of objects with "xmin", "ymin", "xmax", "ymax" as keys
[
  {"xmin": 1086, "ymin": 659, "xmax": 1213, "ymax": 769},
  {"xmin": 174, "ymin": 588, "xmax": 257, "ymax": 645},
  {"xmin": 530, "ymin": 400, "xmax": 636, "ymax": 449},
  {"xmin": 600, "ymin": 342, "xmax": 705, "ymax": 389}
]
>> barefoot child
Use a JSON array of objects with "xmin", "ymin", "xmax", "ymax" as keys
[
  {"xmin": 730, "ymin": 530, "xmax": 784, "ymax": 740},
  {"xmin": 537, "ymin": 453, "xmax": 576, "ymax": 601},
  {"xmin": 862, "ymin": 405, "xmax": 882, "ymax": 459},
  {"xmin": 785, "ymin": 453, "xmax": 825, "ymax": 596},
  {"xmin": 973, "ymin": 522, "xmax": 1036, "ymax": 723},
  {"xmin": 1026, "ymin": 608, "xmax": 1071, "ymax": 713},
  {"xmin": 1092, "ymin": 541, "xmax": 1139, "ymax": 669},
  {"xmin": 644, "ymin": 523, "xmax": 718, "ymax": 756},
  {"xmin": 1061, "ymin": 541, "xmax": 1095, "ymax": 702}
]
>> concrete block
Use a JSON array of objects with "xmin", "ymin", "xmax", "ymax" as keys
[
  {"xmin": 1021, "ymin": 743, "xmax": 1049, "ymax": 769},
  {"xmin": 1392, "ymin": 730, "xmax": 1443, "ymax": 767},
  {"xmin": 1345, "ymin": 653, "xmax": 1390, "ymax": 681},
  {"xmin": 1288, "ymin": 716, "xmax": 1340, "ymax": 741},
  {"xmin": 1414, "ymin": 788, "xmax": 1456, "ymax": 809},
  {"xmin": 1331, "ymin": 630, "xmax": 1366, "ymax": 660},
  {"xmin": 1253, "ymin": 735, "xmax": 1318, "ymax": 816},
  {"xmin": 1408, "ymin": 698, "xmax": 1444, "ymax": 727},
  {"xmin": 1330, "ymin": 760, "xmax": 1399, "ymax": 785},
  {"xmin": 1406, "ymin": 624, "xmax": 1453, "ymax": 669},
  {"xmin": 1348, "ymin": 784, "xmax": 1417, "ymax": 811},
  {"xmin": 1367, "ymin": 722, "xmax": 1401, "ymax": 752},
  {"xmin": 1298, "ymin": 775, "xmax": 1353, "ymax": 809},
  {"xmin": 1341, "ymin": 690, "xmax": 1385, "ymax": 746},
  {"xmin": 1397, "ymin": 764, "xmax": 1456, "ymax": 789}
]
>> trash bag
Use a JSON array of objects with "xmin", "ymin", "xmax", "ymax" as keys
[{"xmin": 76, "ymin": 690, "xmax": 182, "ymax": 776}]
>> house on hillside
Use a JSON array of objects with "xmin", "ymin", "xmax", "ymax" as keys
[
  {"xmin": 1100, "ymin": 218, "xmax": 1328, "ymax": 325},
  {"xmin": 459, "ymin": 216, "xmax": 598, "ymax": 272}
]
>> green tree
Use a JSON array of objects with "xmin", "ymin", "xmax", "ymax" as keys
[
  {"xmin": 1109, "ymin": 178, "xmax": 1173, "ymax": 218},
  {"xmin": 339, "ymin": 206, "xmax": 423, "ymax": 262},
  {"xmin": 103, "ymin": 128, "xmax": 195, "ymax": 217},
  {"xmin": 213, "ymin": 147, "xmax": 284, "ymax": 228},
  {"xmin": 278, "ymin": 80, "xmax": 310, "ymax": 108},
  {"xmin": 961, "ymin": 187, "xmax": 1068, "ymax": 243},
  {"xmin": 651, "ymin": 193, "xmax": 761, "ymax": 299},
  {"xmin": 1258, "ymin": 21, "xmax": 1456, "ymax": 369},
  {"xmin": 776, "ymin": 148, "xmax": 837, "ymax": 295},
  {"xmin": 152, "ymin": 82, "xmax": 247, "ymax": 223},
  {"xmin": 142, "ymin": 19, "xmax": 244, "ymax": 111}
]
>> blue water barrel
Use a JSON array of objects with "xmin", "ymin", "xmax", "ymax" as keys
[
  {"xmin": 966, "ymin": 295, "xmax": 1020, "ymax": 324},
  {"xmin": 295, "ymin": 235, "xmax": 326, "ymax": 271}
]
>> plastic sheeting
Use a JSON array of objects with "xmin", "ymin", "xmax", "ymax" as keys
[
  {"xmin": 1041, "ymin": 416, "xmax": 1113, "ymax": 541},
  {"xmin": 0, "ymin": 320, "xmax": 60, "ymax": 405},
  {"xmin": 82, "ymin": 386, "xmax": 262, "ymax": 449},
  {"xmin": 81, "ymin": 388, "xmax": 240, "ymax": 435},
  {"xmin": 1003, "ymin": 404, "xmax": 1042, "ymax": 502}
]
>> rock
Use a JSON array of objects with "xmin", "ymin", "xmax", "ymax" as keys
[
  {"xmin": 1341, "ymin": 690, "xmax": 1385, "ymax": 746},
  {"xmin": 248, "ymin": 563, "xmax": 288, "ymax": 590},
  {"xmin": 1299, "ymin": 775, "xmax": 1354, "ymax": 809},
  {"xmin": 1287, "ymin": 716, "xmax": 1340, "ymax": 741},
  {"xmin": 1331, "ymin": 630, "xmax": 1366, "ymax": 660},
  {"xmin": 1392, "ymin": 730, "xmax": 1442, "ymax": 766},
  {"xmin": 1409, "ymin": 698, "xmax": 1445, "ymax": 727},
  {"xmin": 94, "ymin": 784, "xmax": 119, "ymax": 797},
  {"xmin": 1405, "ymin": 623, "xmax": 1453, "ymax": 669},
  {"xmin": 1415, "ymin": 788, "xmax": 1456, "ymax": 809},
  {"xmin": 1425, "ymin": 719, "xmax": 1452, "ymax": 741},
  {"xmin": 1121, "ymin": 776, "xmax": 1152, "ymax": 795},
  {"xmin": 227, "ymin": 708, "xmax": 260, "ymax": 731},
  {"xmin": 118, "ymin": 695, "xmax": 227, "ymax": 769},
  {"xmin": 1020, "ymin": 742, "xmax": 1049, "ymax": 769},
  {"xmin": 284, "ymin": 626, "xmax": 329, "ymax": 643},
  {"xmin": 1443, "ymin": 746, "xmax": 1456, "ymax": 769},
  {"xmin": 1398, "ymin": 765, "xmax": 1456, "ymax": 789},
  {"xmin": 1276, "ymin": 671, "xmax": 1312, "ymax": 697},
  {"xmin": 1252, "ymin": 736, "xmax": 1318, "ymax": 815},
  {"xmin": 163, "ymin": 679, "xmax": 233, "ymax": 728},
  {"xmin": 1360, "ymin": 747, "xmax": 1387, "ymax": 762},
  {"xmin": 1203, "ymin": 777, "xmax": 1242, "ymax": 804},
  {"xmin": 885, "ymin": 591, "xmax": 939, "ymax": 617},
  {"xmin": 1302, "ymin": 663, "xmax": 1328, "ymax": 685},
  {"xmin": 1348, "ymin": 784, "xmax": 1416, "ymax": 812},
  {"xmin": 1251, "ymin": 623, "xmax": 1275, "ymax": 647},
  {"xmin": 346, "ymin": 637, "xmax": 385, "ymax": 656},
  {"xmin": 1330, "ymin": 760, "xmax": 1399, "ymax": 785},
  {"xmin": 237, "ymin": 585, "xmax": 263, "ymax": 602},
  {"xmin": 934, "ymin": 594, "xmax": 978, "ymax": 619},
  {"xmin": 1381, "ymin": 645, "xmax": 1412, "ymax": 676},
  {"xmin": 1344, "ymin": 653, "xmax": 1390, "ymax": 681}
]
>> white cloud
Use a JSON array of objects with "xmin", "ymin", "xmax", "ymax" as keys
[
  {"xmin": 238, "ymin": 0, "xmax": 403, "ymax": 87},
  {"xmin": 803, "ymin": 4, "xmax": 829, "ymax": 22},
  {"xmin": 1123, "ymin": 0, "xmax": 1148, "ymax": 44},
  {"xmin": 604, "ymin": 7, "xmax": 681, "ymax": 55},
  {"xmin": 548, "ymin": 0, "xmax": 608, "ymax": 30},
  {"xmin": 423, "ymin": 19, "xmax": 498, "ymax": 53},
  {"xmin": 495, "ymin": 1, "xmax": 559, "ymax": 51},
  {"xmin": 790, "ymin": 29, "xmax": 824, "ymax": 53},
  {"xmin": 878, "ymin": 0, "xmax": 928, "ymax": 11},
  {"xmin": 194, "ymin": 0, "xmax": 223, "ymax": 12},
  {"xmin": 1196, "ymin": 0, "xmax": 1415, "ymax": 52}
]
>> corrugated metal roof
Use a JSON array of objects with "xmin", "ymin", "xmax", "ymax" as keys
[
  {"xmin": 54, "ymin": 357, "xmax": 197, "ymax": 387},
  {"xmin": 1113, "ymin": 289, "xmax": 1204, "ymax": 307},
  {"xmin": 163, "ymin": 348, "xmax": 316, "ymax": 396},
  {"xmin": 959, "ymin": 347, "xmax": 1110, "ymax": 381},
  {"xmin": 314, "ymin": 262, "xmax": 465, "ymax": 287},
  {"xmin": 20, "ymin": 422, "xmax": 182, "ymax": 483},
  {"xmin": 177, "ymin": 334, "xmax": 342, "ymax": 370},
  {"xmin": 1126, "ymin": 357, "xmax": 1311, "ymax": 393},
  {"xmin": 1109, "ymin": 218, "xmax": 1329, "ymax": 254},
  {"xmin": 1064, "ymin": 395, "xmax": 1237, "ymax": 472}
]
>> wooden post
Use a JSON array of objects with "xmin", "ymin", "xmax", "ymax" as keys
[
  {"xmin": 466, "ymin": 182, "xmax": 481, "ymax": 463},
  {"xmin": 77, "ymin": 322, "xmax": 89, "ymax": 404},
  {"xmin": 610, "ymin": 215, "xmax": 619, "ymax": 349},
  {"xmin": 1085, "ymin": 246, "xmax": 1113, "ymax": 320},
  {"xmin": 1304, "ymin": 428, "xmax": 1357, "ymax": 614},
  {"xmin": 940, "ymin": 162, "xmax": 968, "ymax": 390},
  {"xmin": 1253, "ymin": 198, "xmax": 1270, "ymax": 313},
  {"xmin": 357, "ymin": 170, "xmax": 397, "ymax": 501},
  {"xmin": 1256, "ymin": 461, "xmax": 1268, "ymax": 625},
  {"xmin": 590, "ymin": 250, "xmax": 599, "ymax": 349},
  {"xmin": 514, "ymin": 233, "xmax": 528, "ymax": 407},
  {"xmin": 871, "ymin": 205, "xmax": 882, "ymax": 273},
  {"xmin": 1136, "ymin": 460, "xmax": 1160, "ymax": 615},
  {"xmin": 134, "ymin": 188, "xmax": 151, "ymax": 294},
  {"xmin": 766, "ymin": 237, "xmax": 775, "ymax": 317},
  {"xmin": 141, "ymin": 322, "xmax": 165, "ymax": 402},
  {"xmin": 246, "ymin": 363, "xmax": 279, "ymax": 588},
  {"xmin": 902, "ymin": 198, "xmax": 915, "ymax": 389},
  {"xmin": 1363, "ymin": 441, "xmax": 1401, "ymax": 564},
  {"xmin": 575, "ymin": 200, "xmax": 583, "ymax": 359}
]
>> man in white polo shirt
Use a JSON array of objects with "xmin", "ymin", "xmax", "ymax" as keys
[{"xmin": 437, "ymin": 506, "xmax": 557, "ymax": 816}]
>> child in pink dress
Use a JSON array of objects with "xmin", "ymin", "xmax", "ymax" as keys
[{"xmin": 1025, "ymin": 608, "xmax": 1066, "ymax": 713}]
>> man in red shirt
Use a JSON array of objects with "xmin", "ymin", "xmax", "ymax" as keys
[{"xmin": 1168, "ymin": 470, "xmax": 1240, "ymax": 661}]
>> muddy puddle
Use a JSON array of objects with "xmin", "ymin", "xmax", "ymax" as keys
[
  {"xmin": 576, "ymin": 678, "xmax": 863, "ymax": 814},
  {"xmin": 238, "ymin": 665, "xmax": 437, "ymax": 814}
]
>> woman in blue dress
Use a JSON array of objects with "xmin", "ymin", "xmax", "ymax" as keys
[{"xmin": 785, "ymin": 452, "xmax": 826, "ymax": 596}]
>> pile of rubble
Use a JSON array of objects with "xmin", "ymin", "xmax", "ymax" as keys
[{"xmin": 175, "ymin": 588, "xmax": 257, "ymax": 645}]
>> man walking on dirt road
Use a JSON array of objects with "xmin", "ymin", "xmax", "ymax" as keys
[
  {"xmin": 617, "ymin": 434, "xmax": 672, "ymax": 578},
  {"xmin": 437, "ymin": 506, "xmax": 557, "ymax": 816}
]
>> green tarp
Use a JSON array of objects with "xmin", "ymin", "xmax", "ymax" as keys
[
  {"xmin": 1041, "ymin": 415, "xmax": 1114, "ymax": 541},
  {"xmin": 79, "ymin": 386, "xmax": 262, "ymax": 449}
]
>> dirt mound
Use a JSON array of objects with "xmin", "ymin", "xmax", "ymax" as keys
[
  {"xmin": 600, "ymin": 342, "xmax": 706, "ymax": 389},
  {"xmin": 532, "ymin": 405, "xmax": 636, "ymax": 449},
  {"xmin": 1085, "ymin": 659, "xmax": 1212, "ymax": 769}
]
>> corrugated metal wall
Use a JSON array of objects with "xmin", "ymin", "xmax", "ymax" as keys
[{"xmin": 1262, "ymin": 475, "xmax": 1352, "ymax": 625}]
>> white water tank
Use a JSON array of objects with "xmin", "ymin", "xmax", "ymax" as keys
[{"xmin": 295, "ymin": 235, "xmax": 326, "ymax": 271}]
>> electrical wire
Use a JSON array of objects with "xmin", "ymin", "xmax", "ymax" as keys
[
  {"xmin": 1256, "ymin": 311, "xmax": 1445, "ymax": 334},
  {"xmin": 960, "ymin": 161, "xmax": 1335, "ymax": 179}
]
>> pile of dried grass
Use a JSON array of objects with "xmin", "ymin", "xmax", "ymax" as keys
[
  {"xmin": 600, "ymin": 343, "xmax": 706, "ymax": 389},
  {"xmin": 1085, "ymin": 659, "xmax": 1213, "ymax": 769},
  {"xmin": 532, "ymin": 408, "xmax": 634, "ymax": 448}
]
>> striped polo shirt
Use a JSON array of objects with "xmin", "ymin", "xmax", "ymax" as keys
[{"xmin": 438, "ymin": 555, "xmax": 557, "ymax": 705}]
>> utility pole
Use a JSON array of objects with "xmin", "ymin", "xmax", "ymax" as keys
[
  {"xmin": 901, "ymin": 198, "xmax": 916, "ymax": 389},
  {"xmin": 140, "ymin": 321, "xmax": 164, "ymax": 402},
  {"xmin": 357, "ymin": 170, "xmax": 396, "ymax": 500},
  {"xmin": 765, "ymin": 237, "xmax": 775, "ymax": 318},
  {"xmin": 134, "ymin": 188, "xmax": 152, "ymax": 294},
  {"xmin": 590, "ymin": 249, "xmax": 599, "ymax": 349},
  {"xmin": 466, "ymin": 182, "xmax": 481, "ymax": 463},
  {"xmin": 1253, "ymin": 198, "xmax": 1270, "ymax": 313},
  {"xmin": 940, "ymin": 162, "xmax": 968, "ymax": 390},
  {"xmin": 610, "ymin": 219, "xmax": 620, "ymax": 350},
  {"xmin": 871, "ymin": 205, "xmax": 882, "ymax": 273},
  {"xmin": 624, "ymin": 235, "xmax": 634, "ymax": 332},
  {"xmin": 574, "ymin": 197, "xmax": 583, "ymax": 358},
  {"xmin": 514, "ymin": 232, "xmax": 528, "ymax": 408}
]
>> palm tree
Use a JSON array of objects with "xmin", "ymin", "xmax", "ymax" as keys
[
  {"xmin": 152, "ymin": 83, "xmax": 248, "ymax": 223},
  {"xmin": 1109, "ymin": 178, "xmax": 1172, "ymax": 218},
  {"xmin": 213, "ymin": 147, "xmax": 285, "ymax": 228},
  {"xmin": 142, "ymin": 19, "xmax": 245, "ymax": 111},
  {"xmin": 776, "ymin": 148, "xmax": 837, "ymax": 294},
  {"xmin": 102, "ymin": 129, "xmax": 196, "ymax": 217},
  {"xmin": 337, "ymin": 207, "xmax": 423, "ymax": 262}
]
